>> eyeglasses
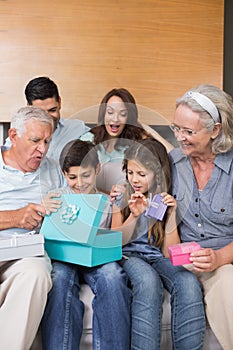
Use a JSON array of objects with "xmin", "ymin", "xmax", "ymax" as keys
[{"xmin": 170, "ymin": 123, "xmax": 200, "ymax": 137}]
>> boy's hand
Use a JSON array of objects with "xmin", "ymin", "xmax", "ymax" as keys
[
  {"xmin": 42, "ymin": 192, "xmax": 62, "ymax": 215},
  {"xmin": 110, "ymin": 183, "xmax": 126, "ymax": 202}
]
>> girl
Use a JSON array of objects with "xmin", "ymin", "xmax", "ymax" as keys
[{"xmin": 111, "ymin": 138, "xmax": 206, "ymax": 350}]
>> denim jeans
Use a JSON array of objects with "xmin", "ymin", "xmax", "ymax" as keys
[
  {"xmin": 123, "ymin": 255, "xmax": 206, "ymax": 350},
  {"xmin": 41, "ymin": 260, "xmax": 131, "ymax": 350}
]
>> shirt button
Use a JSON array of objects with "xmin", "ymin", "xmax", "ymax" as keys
[
  {"xmin": 197, "ymin": 223, "xmax": 202, "ymax": 227},
  {"xmin": 195, "ymin": 198, "xmax": 198, "ymax": 202},
  {"xmin": 220, "ymin": 208, "xmax": 225, "ymax": 212},
  {"xmin": 195, "ymin": 213, "xmax": 199, "ymax": 217},
  {"xmin": 200, "ymin": 234, "xmax": 205, "ymax": 238}
]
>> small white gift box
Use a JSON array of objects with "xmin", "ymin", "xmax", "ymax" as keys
[{"xmin": 0, "ymin": 231, "xmax": 44, "ymax": 262}]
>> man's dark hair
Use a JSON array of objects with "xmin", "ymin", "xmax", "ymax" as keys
[{"xmin": 25, "ymin": 77, "xmax": 60, "ymax": 104}]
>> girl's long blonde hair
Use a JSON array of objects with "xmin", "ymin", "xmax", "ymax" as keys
[{"xmin": 121, "ymin": 138, "xmax": 172, "ymax": 248}]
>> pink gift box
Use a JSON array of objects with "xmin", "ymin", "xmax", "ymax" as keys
[{"xmin": 168, "ymin": 242, "xmax": 201, "ymax": 266}]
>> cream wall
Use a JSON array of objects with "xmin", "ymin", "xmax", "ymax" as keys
[{"xmin": 0, "ymin": 0, "xmax": 224, "ymax": 124}]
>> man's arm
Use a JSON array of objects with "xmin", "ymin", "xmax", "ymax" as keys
[{"xmin": 0, "ymin": 203, "xmax": 46, "ymax": 231}]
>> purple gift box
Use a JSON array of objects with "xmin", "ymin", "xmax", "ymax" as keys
[{"xmin": 145, "ymin": 194, "xmax": 167, "ymax": 221}]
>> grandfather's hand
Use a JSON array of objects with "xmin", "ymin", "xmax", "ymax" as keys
[
  {"xmin": 13, "ymin": 203, "xmax": 47, "ymax": 230},
  {"xmin": 190, "ymin": 248, "xmax": 221, "ymax": 272}
]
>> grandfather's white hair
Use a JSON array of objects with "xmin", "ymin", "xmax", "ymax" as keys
[{"xmin": 11, "ymin": 106, "xmax": 54, "ymax": 137}]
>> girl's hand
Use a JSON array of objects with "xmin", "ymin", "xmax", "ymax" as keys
[
  {"xmin": 42, "ymin": 192, "xmax": 62, "ymax": 215},
  {"xmin": 128, "ymin": 191, "xmax": 147, "ymax": 217},
  {"xmin": 161, "ymin": 192, "xmax": 177, "ymax": 208}
]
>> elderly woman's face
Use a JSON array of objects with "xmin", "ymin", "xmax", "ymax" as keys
[{"xmin": 173, "ymin": 104, "xmax": 214, "ymax": 157}]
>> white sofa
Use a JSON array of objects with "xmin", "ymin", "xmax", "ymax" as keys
[
  {"xmin": 32, "ymin": 283, "xmax": 223, "ymax": 350},
  {"xmin": 79, "ymin": 284, "xmax": 223, "ymax": 350}
]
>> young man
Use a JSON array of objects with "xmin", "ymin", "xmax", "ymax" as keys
[
  {"xmin": 0, "ymin": 106, "xmax": 65, "ymax": 350},
  {"xmin": 5, "ymin": 76, "xmax": 89, "ymax": 161}
]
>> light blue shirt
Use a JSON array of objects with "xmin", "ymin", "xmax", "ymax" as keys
[
  {"xmin": 46, "ymin": 118, "xmax": 89, "ymax": 161},
  {"xmin": 0, "ymin": 146, "xmax": 65, "ymax": 235},
  {"xmin": 81, "ymin": 131, "xmax": 127, "ymax": 192},
  {"xmin": 5, "ymin": 118, "xmax": 89, "ymax": 162},
  {"xmin": 169, "ymin": 147, "xmax": 233, "ymax": 250}
]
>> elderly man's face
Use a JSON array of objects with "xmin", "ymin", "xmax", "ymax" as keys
[{"xmin": 11, "ymin": 120, "xmax": 52, "ymax": 173}]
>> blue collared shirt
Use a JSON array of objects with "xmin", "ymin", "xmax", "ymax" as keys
[
  {"xmin": 0, "ymin": 146, "xmax": 65, "ymax": 235},
  {"xmin": 43, "ymin": 118, "xmax": 89, "ymax": 161},
  {"xmin": 81, "ymin": 131, "xmax": 127, "ymax": 192},
  {"xmin": 169, "ymin": 147, "xmax": 233, "ymax": 250}
]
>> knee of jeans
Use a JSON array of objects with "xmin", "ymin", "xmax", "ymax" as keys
[
  {"xmin": 124, "ymin": 260, "xmax": 162, "ymax": 294},
  {"xmin": 95, "ymin": 263, "xmax": 127, "ymax": 290},
  {"xmin": 174, "ymin": 271, "xmax": 203, "ymax": 302},
  {"xmin": 51, "ymin": 262, "xmax": 76, "ymax": 286}
]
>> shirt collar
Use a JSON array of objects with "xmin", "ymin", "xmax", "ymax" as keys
[{"xmin": 170, "ymin": 147, "xmax": 233, "ymax": 174}]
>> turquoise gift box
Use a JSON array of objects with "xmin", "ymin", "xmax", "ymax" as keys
[{"xmin": 40, "ymin": 194, "xmax": 122, "ymax": 267}]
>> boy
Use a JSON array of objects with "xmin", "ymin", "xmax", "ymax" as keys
[{"xmin": 41, "ymin": 140, "xmax": 131, "ymax": 350}]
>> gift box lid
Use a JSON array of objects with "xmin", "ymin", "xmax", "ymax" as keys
[
  {"xmin": 0, "ymin": 231, "xmax": 44, "ymax": 262},
  {"xmin": 40, "ymin": 194, "xmax": 108, "ymax": 245},
  {"xmin": 0, "ymin": 231, "xmax": 44, "ymax": 249},
  {"xmin": 168, "ymin": 242, "xmax": 201, "ymax": 256}
]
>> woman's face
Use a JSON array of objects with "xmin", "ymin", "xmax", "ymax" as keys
[
  {"xmin": 173, "ymin": 104, "xmax": 216, "ymax": 158},
  {"xmin": 127, "ymin": 159, "xmax": 155, "ymax": 195},
  {"xmin": 104, "ymin": 95, "xmax": 128, "ymax": 138}
]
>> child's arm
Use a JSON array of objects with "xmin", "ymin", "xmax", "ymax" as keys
[
  {"xmin": 42, "ymin": 192, "xmax": 62, "ymax": 215},
  {"xmin": 160, "ymin": 192, "xmax": 180, "ymax": 257},
  {"xmin": 111, "ymin": 191, "xmax": 147, "ymax": 246}
]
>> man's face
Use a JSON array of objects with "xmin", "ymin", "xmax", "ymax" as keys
[
  {"xmin": 10, "ymin": 120, "xmax": 52, "ymax": 173},
  {"xmin": 31, "ymin": 97, "xmax": 61, "ymax": 130}
]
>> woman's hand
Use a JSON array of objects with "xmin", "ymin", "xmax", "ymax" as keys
[
  {"xmin": 190, "ymin": 248, "xmax": 221, "ymax": 272},
  {"xmin": 128, "ymin": 191, "xmax": 147, "ymax": 217},
  {"xmin": 42, "ymin": 192, "xmax": 62, "ymax": 215}
]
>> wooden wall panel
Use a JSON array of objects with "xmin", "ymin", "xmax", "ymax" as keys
[{"xmin": 0, "ymin": 0, "xmax": 224, "ymax": 124}]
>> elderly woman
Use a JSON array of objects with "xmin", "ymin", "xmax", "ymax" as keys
[{"xmin": 169, "ymin": 84, "xmax": 233, "ymax": 350}]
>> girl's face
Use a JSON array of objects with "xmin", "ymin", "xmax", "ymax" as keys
[
  {"xmin": 127, "ymin": 159, "xmax": 155, "ymax": 195},
  {"xmin": 104, "ymin": 95, "xmax": 128, "ymax": 138},
  {"xmin": 64, "ymin": 165, "xmax": 98, "ymax": 194}
]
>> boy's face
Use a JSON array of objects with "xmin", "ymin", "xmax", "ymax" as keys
[{"xmin": 64, "ymin": 165, "xmax": 98, "ymax": 194}]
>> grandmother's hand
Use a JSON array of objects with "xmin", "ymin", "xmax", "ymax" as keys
[{"xmin": 189, "ymin": 248, "xmax": 221, "ymax": 272}]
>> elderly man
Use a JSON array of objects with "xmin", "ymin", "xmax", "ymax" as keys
[{"xmin": 0, "ymin": 106, "xmax": 64, "ymax": 350}]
